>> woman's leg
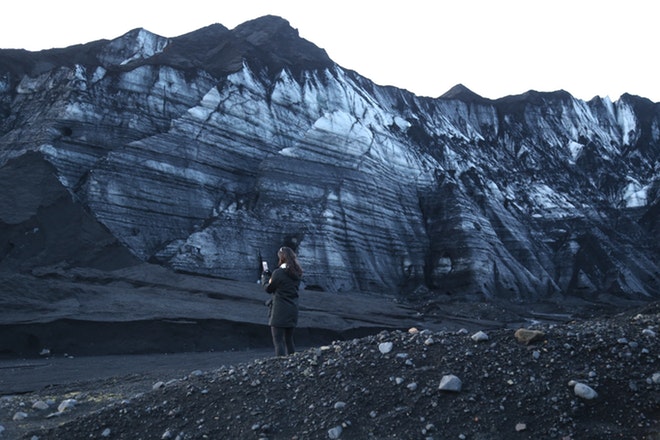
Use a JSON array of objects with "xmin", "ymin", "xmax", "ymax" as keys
[
  {"xmin": 284, "ymin": 327, "xmax": 295, "ymax": 355},
  {"xmin": 270, "ymin": 326, "xmax": 286, "ymax": 356}
]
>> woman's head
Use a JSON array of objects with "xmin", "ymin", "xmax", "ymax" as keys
[{"xmin": 277, "ymin": 246, "xmax": 303, "ymax": 278}]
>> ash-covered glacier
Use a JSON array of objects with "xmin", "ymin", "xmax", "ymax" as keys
[{"xmin": 0, "ymin": 15, "xmax": 657, "ymax": 302}]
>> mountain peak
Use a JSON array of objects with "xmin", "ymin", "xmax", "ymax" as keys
[{"xmin": 439, "ymin": 84, "xmax": 488, "ymax": 103}]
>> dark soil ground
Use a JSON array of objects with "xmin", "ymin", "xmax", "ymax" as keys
[{"xmin": 1, "ymin": 301, "xmax": 658, "ymax": 440}]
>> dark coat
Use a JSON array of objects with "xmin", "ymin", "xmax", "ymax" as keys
[{"xmin": 262, "ymin": 267, "xmax": 300, "ymax": 328}]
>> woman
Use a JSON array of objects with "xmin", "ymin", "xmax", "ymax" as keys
[{"xmin": 261, "ymin": 246, "xmax": 303, "ymax": 356}]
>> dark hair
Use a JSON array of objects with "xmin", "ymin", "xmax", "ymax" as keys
[{"xmin": 277, "ymin": 246, "xmax": 303, "ymax": 279}]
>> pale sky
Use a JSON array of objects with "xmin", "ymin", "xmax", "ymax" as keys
[{"xmin": 1, "ymin": 0, "xmax": 657, "ymax": 102}]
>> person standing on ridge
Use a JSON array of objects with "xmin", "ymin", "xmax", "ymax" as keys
[{"xmin": 261, "ymin": 246, "xmax": 303, "ymax": 356}]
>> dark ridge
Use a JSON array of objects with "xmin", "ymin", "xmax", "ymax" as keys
[
  {"xmin": 0, "ymin": 317, "xmax": 401, "ymax": 358},
  {"xmin": 0, "ymin": 40, "xmax": 107, "ymax": 79},
  {"xmin": 144, "ymin": 16, "xmax": 334, "ymax": 78},
  {"xmin": 0, "ymin": 16, "xmax": 334, "ymax": 84},
  {"xmin": 496, "ymin": 88, "xmax": 574, "ymax": 105},
  {"xmin": 493, "ymin": 89, "xmax": 575, "ymax": 116},
  {"xmin": 230, "ymin": 15, "xmax": 334, "ymax": 76},
  {"xmin": 147, "ymin": 23, "xmax": 240, "ymax": 74}
]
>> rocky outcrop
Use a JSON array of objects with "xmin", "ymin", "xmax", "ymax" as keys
[{"xmin": 0, "ymin": 15, "xmax": 658, "ymax": 302}]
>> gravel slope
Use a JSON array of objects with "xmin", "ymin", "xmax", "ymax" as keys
[{"xmin": 3, "ymin": 302, "xmax": 657, "ymax": 440}]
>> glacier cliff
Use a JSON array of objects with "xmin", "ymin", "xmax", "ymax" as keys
[{"xmin": 0, "ymin": 16, "xmax": 657, "ymax": 301}]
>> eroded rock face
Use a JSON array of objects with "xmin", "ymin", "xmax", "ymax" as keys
[{"xmin": 0, "ymin": 16, "xmax": 658, "ymax": 300}]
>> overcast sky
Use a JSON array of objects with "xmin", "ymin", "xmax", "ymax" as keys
[{"xmin": 2, "ymin": 0, "xmax": 657, "ymax": 102}]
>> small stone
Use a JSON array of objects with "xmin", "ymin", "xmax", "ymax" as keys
[
  {"xmin": 408, "ymin": 327, "xmax": 419, "ymax": 334},
  {"xmin": 573, "ymin": 382, "xmax": 598, "ymax": 400},
  {"xmin": 378, "ymin": 342, "xmax": 393, "ymax": 354},
  {"xmin": 32, "ymin": 400, "xmax": 49, "ymax": 410},
  {"xmin": 328, "ymin": 425, "xmax": 343, "ymax": 439},
  {"xmin": 407, "ymin": 382, "xmax": 418, "ymax": 391},
  {"xmin": 642, "ymin": 328, "xmax": 656, "ymax": 337},
  {"xmin": 515, "ymin": 422, "xmax": 527, "ymax": 431},
  {"xmin": 514, "ymin": 328, "xmax": 546, "ymax": 345},
  {"xmin": 438, "ymin": 375, "xmax": 462, "ymax": 392},
  {"xmin": 334, "ymin": 401, "xmax": 346, "ymax": 409},
  {"xmin": 153, "ymin": 381, "xmax": 165, "ymax": 390},
  {"xmin": 651, "ymin": 373, "xmax": 660, "ymax": 384},
  {"xmin": 13, "ymin": 411, "xmax": 28, "ymax": 421},
  {"xmin": 162, "ymin": 429, "xmax": 173, "ymax": 439},
  {"xmin": 424, "ymin": 337, "xmax": 434, "ymax": 346},
  {"xmin": 532, "ymin": 350, "xmax": 541, "ymax": 360},
  {"xmin": 471, "ymin": 331, "xmax": 489, "ymax": 342},
  {"xmin": 0, "ymin": 425, "xmax": 4, "ymax": 435},
  {"xmin": 101, "ymin": 428, "xmax": 111, "ymax": 437}
]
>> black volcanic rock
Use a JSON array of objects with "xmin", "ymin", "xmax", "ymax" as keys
[{"xmin": 0, "ymin": 14, "xmax": 658, "ymax": 312}]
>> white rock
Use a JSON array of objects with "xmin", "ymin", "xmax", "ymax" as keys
[
  {"xmin": 378, "ymin": 342, "xmax": 393, "ymax": 354},
  {"xmin": 652, "ymin": 373, "xmax": 660, "ymax": 384},
  {"xmin": 471, "ymin": 331, "xmax": 489, "ymax": 342},
  {"xmin": 573, "ymin": 382, "xmax": 598, "ymax": 399},
  {"xmin": 642, "ymin": 328, "xmax": 656, "ymax": 337},
  {"xmin": 438, "ymin": 375, "xmax": 462, "ymax": 392},
  {"xmin": 328, "ymin": 425, "xmax": 343, "ymax": 439},
  {"xmin": 57, "ymin": 399, "xmax": 77, "ymax": 412},
  {"xmin": 407, "ymin": 382, "xmax": 418, "ymax": 391},
  {"xmin": 334, "ymin": 401, "xmax": 346, "ymax": 409},
  {"xmin": 153, "ymin": 381, "xmax": 165, "ymax": 390},
  {"xmin": 101, "ymin": 428, "xmax": 111, "ymax": 437}
]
